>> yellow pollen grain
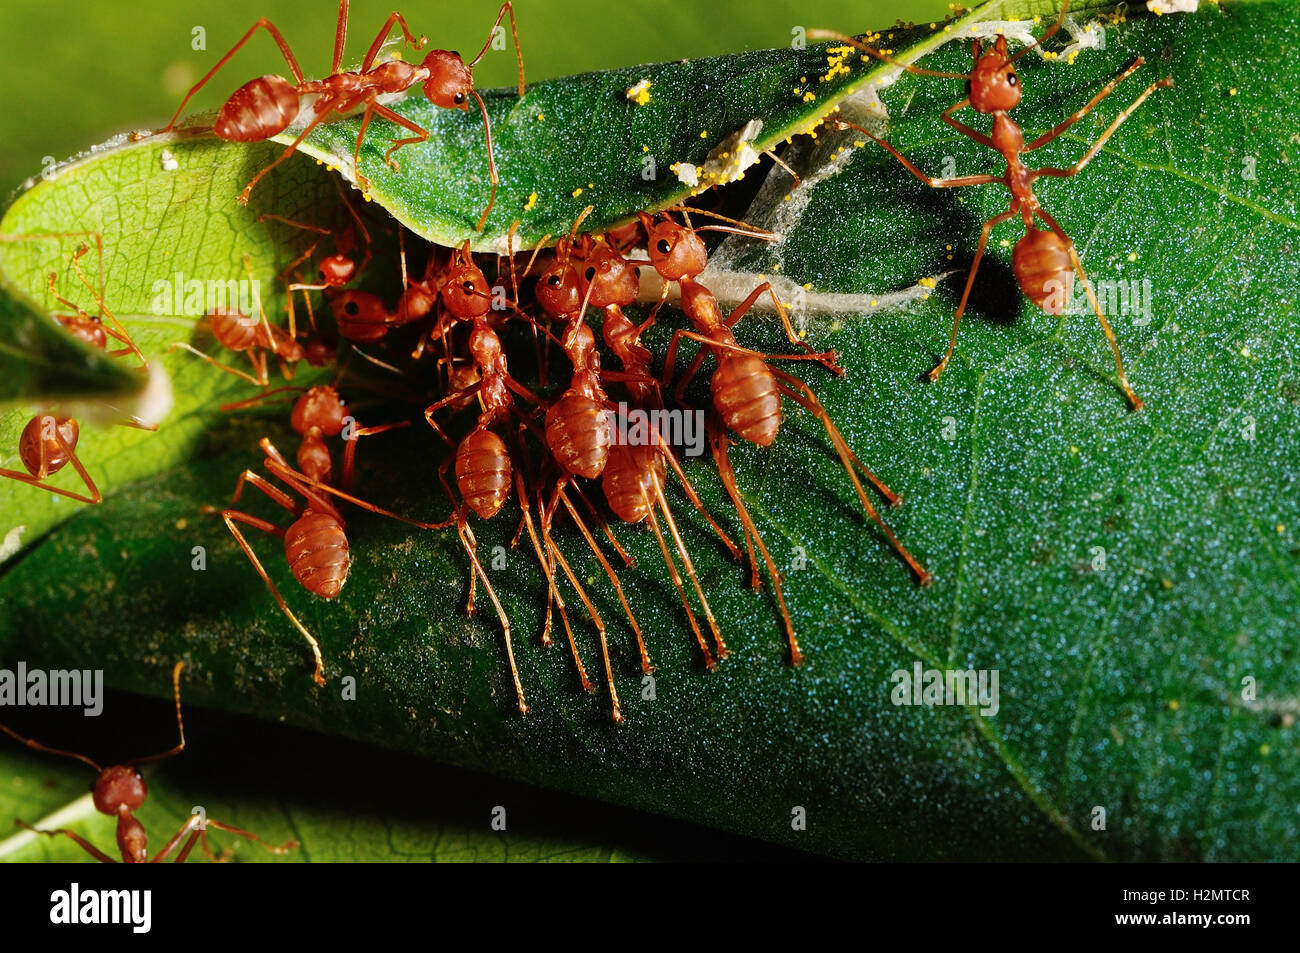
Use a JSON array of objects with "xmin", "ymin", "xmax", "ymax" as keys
[
  {"xmin": 1127, "ymin": 251, "xmax": 1138, "ymax": 262},
  {"xmin": 642, "ymin": 145, "xmax": 649, "ymax": 152},
  {"xmin": 1168, "ymin": 699, "xmax": 1180, "ymax": 711},
  {"xmin": 1229, "ymin": 88, "xmax": 1238, "ymax": 96},
  {"xmin": 1276, "ymin": 523, "xmax": 1286, "ymax": 534},
  {"xmin": 803, "ymin": 282, "xmax": 812, "ymax": 290},
  {"xmin": 524, "ymin": 192, "xmax": 538, "ymax": 211},
  {"xmin": 572, "ymin": 187, "xmax": 583, "ymax": 197},
  {"xmin": 537, "ymin": 112, "xmax": 545, "ymax": 121},
  {"xmin": 700, "ymin": 130, "xmax": 709, "ymax": 138}
]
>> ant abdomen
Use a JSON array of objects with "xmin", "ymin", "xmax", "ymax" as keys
[
  {"xmin": 19, "ymin": 415, "xmax": 77, "ymax": 476},
  {"xmin": 602, "ymin": 443, "xmax": 664, "ymax": 524},
  {"xmin": 215, "ymin": 74, "xmax": 300, "ymax": 142},
  {"xmin": 456, "ymin": 427, "xmax": 512, "ymax": 519},
  {"xmin": 711, "ymin": 356, "xmax": 781, "ymax": 447},
  {"xmin": 284, "ymin": 510, "xmax": 350, "ymax": 598},
  {"xmin": 546, "ymin": 394, "xmax": 611, "ymax": 480},
  {"xmin": 209, "ymin": 307, "xmax": 263, "ymax": 352},
  {"xmin": 1013, "ymin": 227, "xmax": 1073, "ymax": 314}
]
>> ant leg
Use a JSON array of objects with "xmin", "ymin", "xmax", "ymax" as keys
[
  {"xmin": 661, "ymin": 328, "xmax": 707, "ymax": 401},
  {"xmin": 220, "ymin": 505, "xmax": 327, "ymax": 686},
  {"xmin": 639, "ymin": 489, "xmax": 714, "ymax": 668},
  {"xmin": 162, "ymin": 18, "xmax": 306, "ymax": 132},
  {"xmin": 764, "ymin": 149, "xmax": 802, "ymax": 187},
  {"xmin": 371, "ymin": 102, "xmax": 430, "ymax": 171},
  {"xmin": 939, "ymin": 100, "xmax": 998, "ymax": 151},
  {"xmin": 468, "ymin": 2, "xmax": 526, "ymax": 97},
  {"xmin": 155, "ymin": 815, "xmax": 295, "ymax": 862},
  {"xmin": 834, "ymin": 119, "xmax": 999, "ymax": 187},
  {"xmin": 710, "ymin": 425, "xmax": 800, "ymax": 664},
  {"xmin": 512, "ymin": 469, "xmax": 564, "ymax": 648},
  {"xmin": 1036, "ymin": 209, "xmax": 1143, "ymax": 411},
  {"xmin": 926, "ymin": 208, "xmax": 1019, "ymax": 383},
  {"xmin": 652, "ymin": 435, "xmax": 742, "ymax": 560},
  {"xmin": 264, "ymin": 457, "xmax": 452, "ymax": 530},
  {"xmin": 771, "ymin": 370, "xmax": 932, "ymax": 585},
  {"xmin": 0, "ymin": 423, "xmax": 101, "ymax": 504},
  {"xmin": 459, "ymin": 518, "xmax": 529, "ymax": 714},
  {"xmin": 131, "ymin": 661, "xmax": 188, "ymax": 766},
  {"xmin": 1033, "ymin": 76, "xmax": 1174, "ymax": 178},
  {"xmin": 237, "ymin": 112, "xmax": 330, "ymax": 206},
  {"xmin": 13, "ymin": 821, "xmax": 115, "ymax": 863},
  {"xmin": 424, "ymin": 383, "xmax": 482, "ymax": 448},
  {"xmin": 539, "ymin": 483, "xmax": 598, "ymax": 689},
  {"xmin": 724, "ymin": 280, "xmax": 843, "ymax": 375},
  {"xmin": 648, "ymin": 468, "xmax": 726, "ymax": 660},
  {"xmin": 557, "ymin": 486, "xmax": 649, "ymax": 681},
  {"xmin": 351, "ymin": 100, "xmax": 380, "ymax": 192},
  {"xmin": 359, "ymin": 9, "xmax": 427, "ymax": 73},
  {"xmin": 337, "ymin": 420, "xmax": 410, "ymax": 493},
  {"xmin": 1025, "ymin": 57, "xmax": 1145, "ymax": 151},
  {"xmin": 169, "ymin": 349, "xmax": 268, "ymax": 390}
]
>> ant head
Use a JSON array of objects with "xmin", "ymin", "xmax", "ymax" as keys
[
  {"xmin": 421, "ymin": 50, "xmax": 474, "ymax": 110},
  {"xmin": 318, "ymin": 253, "xmax": 356, "ymax": 287},
  {"xmin": 578, "ymin": 243, "xmax": 639, "ymax": 309},
  {"xmin": 93, "ymin": 764, "xmax": 147, "ymax": 817},
  {"xmin": 291, "ymin": 385, "xmax": 346, "ymax": 438},
  {"xmin": 330, "ymin": 290, "xmax": 390, "ymax": 343},
  {"xmin": 645, "ymin": 217, "xmax": 708, "ymax": 281},
  {"xmin": 54, "ymin": 312, "xmax": 108, "ymax": 351},
  {"xmin": 535, "ymin": 259, "xmax": 582, "ymax": 317},
  {"xmin": 968, "ymin": 36, "xmax": 1021, "ymax": 113},
  {"xmin": 441, "ymin": 256, "xmax": 492, "ymax": 320},
  {"xmin": 304, "ymin": 335, "xmax": 336, "ymax": 367}
]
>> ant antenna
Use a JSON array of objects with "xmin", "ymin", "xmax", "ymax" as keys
[
  {"xmin": 0, "ymin": 722, "xmax": 102, "ymax": 773},
  {"xmin": 129, "ymin": 661, "xmax": 188, "ymax": 766}
]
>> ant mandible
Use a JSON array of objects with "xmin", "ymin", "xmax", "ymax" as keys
[
  {"xmin": 161, "ymin": 0, "xmax": 525, "ymax": 228},
  {"xmin": 813, "ymin": 2, "xmax": 1172, "ymax": 410},
  {"xmin": 0, "ymin": 662, "xmax": 296, "ymax": 863}
]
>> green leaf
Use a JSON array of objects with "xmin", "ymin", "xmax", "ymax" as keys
[
  {"xmin": 0, "ymin": 280, "xmax": 146, "ymax": 406},
  {"xmin": 3, "ymin": 0, "xmax": 1297, "ymax": 862}
]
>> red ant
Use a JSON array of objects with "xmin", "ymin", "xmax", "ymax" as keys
[
  {"xmin": 812, "ymin": 2, "xmax": 1172, "ymax": 410},
  {"xmin": 425, "ymin": 244, "xmax": 630, "ymax": 715},
  {"xmin": 0, "ymin": 662, "xmax": 296, "ymax": 863},
  {"xmin": 0, "ymin": 237, "xmax": 155, "ymax": 505},
  {"xmin": 643, "ymin": 215, "xmax": 932, "ymax": 664},
  {"xmin": 161, "ymin": 0, "xmax": 525, "ymax": 227},
  {"xmin": 215, "ymin": 417, "xmax": 445, "ymax": 685},
  {"xmin": 171, "ymin": 255, "xmax": 306, "ymax": 386},
  {"xmin": 537, "ymin": 224, "xmax": 738, "ymax": 667}
]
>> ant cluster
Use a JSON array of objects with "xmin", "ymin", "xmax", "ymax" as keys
[{"xmin": 1, "ymin": 0, "xmax": 1173, "ymax": 856}]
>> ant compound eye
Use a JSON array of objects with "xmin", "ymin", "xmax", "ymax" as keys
[
  {"xmin": 1007, "ymin": 73, "xmax": 1018, "ymax": 86},
  {"xmin": 657, "ymin": 239, "xmax": 671, "ymax": 255},
  {"xmin": 134, "ymin": 768, "xmax": 143, "ymax": 778},
  {"xmin": 547, "ymin": 274, "xmax": 561, "ymax": 286},
  {"xmin": 454, "ymin": 92, "xmax": 467, "ymax": 105},
  {"xmin": 585, "ymin": 267, "xmax": 596, "ymax": 281},
  {"xmin": 462, "ymin": 280, "xmax": 475, "ymax": 294},
  {"xmin": 635, "ymin": 266, "xmax": 642, "ymax": 278},
  {"xmin": 345, "ymin": 301, "xmax": 359, "ymax": 316}
]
